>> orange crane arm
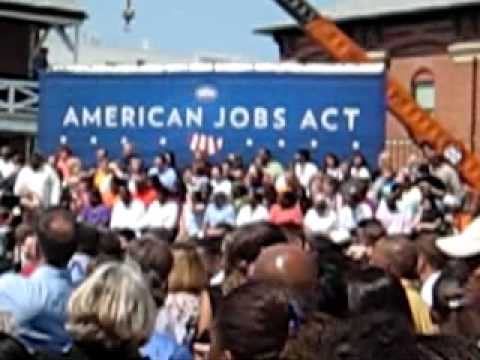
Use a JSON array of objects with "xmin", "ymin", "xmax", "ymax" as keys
[{"xmin": 273, "ymin": 0, "xmax": 480, "ymax": 190}]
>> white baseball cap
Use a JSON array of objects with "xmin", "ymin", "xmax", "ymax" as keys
[{"xmin": 436, "ymin": 217, "xmax": 480, "ymax": 258}]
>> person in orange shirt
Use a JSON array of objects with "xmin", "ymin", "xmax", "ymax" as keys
[
  {"xmin": 134, "ymin": 175, "xmax": 158, "ymax": 207},
  {"xmin": 269, "ymin": 191, "xmax": 303, "ymax": 227}
]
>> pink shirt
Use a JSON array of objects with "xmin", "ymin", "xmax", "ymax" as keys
[{"xmin": 269, "ymin": 204, "xmax": 303, "ymax": 226}]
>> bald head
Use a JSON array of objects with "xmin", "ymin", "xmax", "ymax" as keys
[
  {"xmin": 250, "ymin": 244, "xmax": 317, "ymax": 290},
  {"xmin": 371, "ymin": 236, "xmax": 418, "ymax": 280}
]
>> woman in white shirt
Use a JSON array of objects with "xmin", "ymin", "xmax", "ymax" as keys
[
  {"xmin": 141, "ymin": 184, "xmax": 179, "ymax": 231},
  {"xmin": 210, "ymin": 165, "xmax": 232, "ymax": 199},
  {"xmin": 350, "ymin": 152, "xmax": 371, "ymax": 181},
  {"xmin": 304, "ymin": 194, "xmax": 338, "ymax": 235},
  {"xmin": 110, "ymin": 182, "xmax": 145, "ymax": 231},
  {"xmin": 323, "ymin": 153, "xmax": 343, "ymax": 181},
  {"xmin": 236, "ymin": 189, "xmax": 269, "ymax": 227}
]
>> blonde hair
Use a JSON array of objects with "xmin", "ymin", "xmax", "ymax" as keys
[
  {"xmin": 67, "ymin": 262, "xmax": 156, "ymax": 351},
  {"xmin": 168, "ymin": 244, "xmax": 207, "ymax": 294}
]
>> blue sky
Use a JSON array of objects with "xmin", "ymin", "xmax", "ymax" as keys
[{"xmin": 81, "ymin": 0, "xmax": 331, "ymax": 61}]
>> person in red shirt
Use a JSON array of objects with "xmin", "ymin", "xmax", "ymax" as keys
[
  {"xmin": 134, "ymin": 175, "xmax": 158, "ymax": 207},
  {"xmin": 269, "ymin": 190, "xmax": 303, "ymax": 227}
]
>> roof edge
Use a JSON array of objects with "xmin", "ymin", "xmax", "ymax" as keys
[{"xmin": 50, "ymin": 62, "xmax": 385, "ymax": 75}]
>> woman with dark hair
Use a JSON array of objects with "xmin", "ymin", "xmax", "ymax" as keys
[
  {"xmin": 211, "ymin": 281, "xmax": 290, "ymax": 360},
  {"xmin": 346, "ymin": 267, "xmax": 414, "ymax": 329},
  {"xmin": 350, "ymin": 152, "xmax": 371, "ymax": 181},
  {"xmin": 320, "ymin": 311, "xmax": 422, "ymax": 360},
  {"xmin": 323, "ymin": 153, "xmax": 341, "ymax": 180}
]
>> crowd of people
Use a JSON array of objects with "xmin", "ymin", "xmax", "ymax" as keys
[{"xmin": 0, "ymin": 141, "xmax": 478, "ymax": 359}]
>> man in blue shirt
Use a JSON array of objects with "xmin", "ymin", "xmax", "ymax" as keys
[
  {"xmin": 149, "ymin": 154, "xmax": 178, "ymax": 193},
  {"xmin": 0, "ymin": 208, "xmax": 77, "ymax": 353},
  {"xmin": 203, "ymin": 192, "xmax": 236, "ymax": 230}
]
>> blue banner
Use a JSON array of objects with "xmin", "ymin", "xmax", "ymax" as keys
[{"xmin": 39, "ymin": 68, "xmax": 386, "ymax": 167}]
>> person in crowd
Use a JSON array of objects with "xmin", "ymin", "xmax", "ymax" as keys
[
  {"xmin": 251, "ymin": 244, "xmax": 318, "ymax": 318},
  {"xmin": 375, "ymin": 184, "xmax": 413, "ymax": 235},
  {"xmin": 236, "ymin": 188, "xmax": 269, "ymax": 227},
  {"xmin": 415, "ymin": 232, "xmax": 446, "ymax": 307},
  {"xmin": 368, "ymin": 162, "xmax": 396, "ymax": 205},
  {"xmin": 128, "ymin": 235, "xmax": 192, "ymax": 360},
  {"xmin": 65, "ymin": 262, "xmax": 155, "ymax": 360},
  {"xmin": 156, "ymin": 243, "xmax": 211, "ymax": 346},
  {"xmin": 68, "ymin": 224, "xmax": 99, "ymax": 287},
  {"xmin": 275, "ymin": 166, "xmax": 302, "ymax": 196},
  {"xmin": 93, "ymin": 157, "xmax": 112, "ymax": 197},
  {"xmin": 413, "ymin": 195, "xmax": 443, "ymax": 233},
  {"xmin": 346, "ymin": 267, "xmax": 414, "ymax": 329},
  {"xmin": 320, "ymin": 311, "xmax": 422, "ymax": 360},
  {"xmin": 321, "ymin": 176, "xmax": 343, "ymax": 212},
  {"xmin": 79, "ymin": 190, "xmax": 110, "ymax": 228},
  {"xmin": 0, "ymin": 208, "xmax": 77, "ymax": 353},
  {"xmin": 346, "ymin": 219, "xmax": 386, "ymax": 262},
  {"xmin": 203, "ymin": 191, "xmax": 235, "ymax": 232},
  {"xmin": 422, "ymin": 143, "xmax": 463, "ymax": 198},
  {"xmin": 14, "ymin": 153, "xmax": 61, "ymax": 209},
  {"xmin": 350, "ymin": 151, "xmax": 371, "ymax": 181},
  {"xmin": 256, "ymin": 148, "xmax": 284, "ymax": 182},
  {"xmin": 120, "ymin": 142, "xmax": 137, "ymax": 172},
  {"xmin": 54, "ymin": 145, "xmax": 73, "ymax": 181},
  {"xmin": 304, "ymin": 193, "xmax": 337, "ymax": 237},
  {"xmin": 323, "ymin": 153, "xmax": 342, "ymax": 181},
  {"xmin": 0, "ymin": 146, "xmax": 16, "ymax": 181},
  {"xmin": 182, "ymin": 191, "xmax": 208, "ymax": 238},
  {"xmin": 140, "ymin": 182, "xmax": 179, "ymax": 232},
  {"xmin": 133, "ymin": 174, "xmax": 158, "ymax": 207},
  {"xmin": 94, "ymin": 148, "xmax": 108, "ymax": 164},
  {"xmin": 431, "ymin": 262, "xmax": 472, "ymax": 337},
  {"xmin": 127, "ymin": 156, "xmax": 146, "ymax": 194},
  {"xmin": 110, "ymin": 180, "xmax": 145, "ymax": 231},
  {"xmin": 244, "ymin": 164, "xmax": 264, "ymax": 191},
  {"xmin": 227, "ymin": 154, "xmax": 245, "ymax": 181},
  {"xmin": 223, "ymin": 223, "xmax": 287, "ymax": 294},
  {"xmin": 211, "ymin": 281, "xmax": 290, "ymax": 360},
  {"xmin": 269, "ymin": 190, "xmax": 303, "ymax": 227},
  {"xmin": 210, "ymin": 165, "xmax": 232, "ymax": 199},
  {"xmin": 294, "ymin": 149, "xmax": 318, "ymax": 190},
  {"xmin": 149, "ymin": 153, "xmax": 179, "ymax": 194},
  {"xmin": 14, "ymin": 223, "xmax": 41, "ymax": 277},
  {"xmin": 370, "ymin": 235, "xmax": 435, "ymax": 334},
  {"xmin": 337, "ymin": 181, "xmax": 373, "ymax": 232}
]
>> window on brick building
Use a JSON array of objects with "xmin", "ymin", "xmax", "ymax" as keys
[{"xmin": 412, "ymin": 69, "xmax": 435, "ymax": 113}]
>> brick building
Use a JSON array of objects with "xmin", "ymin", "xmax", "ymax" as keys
[{"xmin": 257, "ymin": 0, "xmax": 480, "ymax": 165}]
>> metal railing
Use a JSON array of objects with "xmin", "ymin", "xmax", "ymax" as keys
[
  {"xmin": 0, "ymin": 79, "xmax": 39, "ymax": 116},
  {"xmin": 385, "ymin": 139, "xmax": 422, "ymax": 169}
]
